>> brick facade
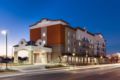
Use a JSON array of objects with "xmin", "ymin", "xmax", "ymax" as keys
[{"xmin": 29, "ymin": 19, "xmax": 106, "ymax": 64}]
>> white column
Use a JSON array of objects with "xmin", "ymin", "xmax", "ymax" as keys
[
  {"xmin": 41, "ymin": 52, "xmax": 47, "ymax": 64},
  {"xmin": 14, "ymin": 51, "xmax": 18, "ymax": 64},
  {"xmin": 28, "ymin": 51, "xmax": 33, "ymax": 64}
]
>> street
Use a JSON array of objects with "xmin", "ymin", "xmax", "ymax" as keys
[{"xmin": 1, "ymin": 64, "xmax": 120, "ymax": 80}]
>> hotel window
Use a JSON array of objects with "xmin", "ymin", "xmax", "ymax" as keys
[
  {"xmin": 43, "ymin": 40, "xmax": 46, "ymax": 45},
  {"xmin": 68, "ymin": 47, "xmax": 70, "ymax": 52},
  {"xmin": 73, "ymin": 48, "xmax": 76, "ymax": 52},
  {"xmin": 91, "ymin": 40, "xmax": 93, "ymax": 44},
  {"xmin": 73, "ymin": 34, "xmax": 75, "ymax": 38},
  {"xmin": 68, "ymin": 40, "xmax": 70, "ymax": 44},
  {"xmin": 42, "ymin": 32, "xmax": 46, "ymax": 37},
  {"xmin": 79, "ymin": 42, "xmax": 81, "ymax": 46},
  {"xmin": 89, "ymin": 40, "xmax": 91, "ymax": 43},
  {"xmin": 68, "ymin": 32, "xmax": 70, "ymax": 36}
]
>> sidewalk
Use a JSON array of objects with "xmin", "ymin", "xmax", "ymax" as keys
[{"xmin": 11, "ymin": 64, "xmax": 45, "ymax": 71}]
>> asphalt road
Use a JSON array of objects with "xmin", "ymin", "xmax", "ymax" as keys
[{"xmin": 1, "ymin": 65, "xmax": 120, "ymax": 80}]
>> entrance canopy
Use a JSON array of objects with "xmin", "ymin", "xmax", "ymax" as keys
[{"xmin": 13, "ymin": 39, "xmax": 52, "ymax": 64}]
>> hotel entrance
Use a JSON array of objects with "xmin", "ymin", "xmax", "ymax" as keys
[
  {"xmin": 13, "ymin": 39, "xmax": 52, "ymax": 65},
  {"xmin": 34, "ymin": 53, "xmax": 40, "ymax": 63},
  {"xmin": 33, "ymin": 52, "xmax": 48, "ymax": 64},
  {"xmin": 40, "ymin": 53, "xmax": 47, "ymax": 64}
]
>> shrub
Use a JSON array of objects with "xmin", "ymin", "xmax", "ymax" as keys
[{"xmin": 45, "ymin": 64, "xmax": 65, "ymax": 69}]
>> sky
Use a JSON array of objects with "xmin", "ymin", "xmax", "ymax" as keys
[{"xmin": 0, "ymin": 0, "xmax": 120, "ymax": 56}]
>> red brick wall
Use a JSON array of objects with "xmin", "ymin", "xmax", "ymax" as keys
[
  {"xmin": 30, "ymin": 24, "xmax": 65, "ymax": 45},
  {"xmin": 47, "ymin": 24, "xmax": 65, "ymax": 46},
  {"xmin": 30, "ymin": 28, "xmax": 41, "ymax": 42}
]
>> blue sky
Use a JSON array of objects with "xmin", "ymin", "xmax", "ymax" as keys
[{"xmin": 0, "ymin": 0, "xmax": 120, "ymax": 55}]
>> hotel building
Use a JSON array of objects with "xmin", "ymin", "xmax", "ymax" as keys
[{"xmin": 14, "ymin": 19, "xmax": 106, "ymax": 65}]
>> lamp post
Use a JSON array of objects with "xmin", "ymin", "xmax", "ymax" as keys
[{"xmin": 1, "ymin": 30, "xmax": 8, "ymax": 70}]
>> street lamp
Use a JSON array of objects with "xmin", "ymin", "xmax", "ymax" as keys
[{"xmin": 1, "ymin": 30, "xmax": 8, "ymax": 70}]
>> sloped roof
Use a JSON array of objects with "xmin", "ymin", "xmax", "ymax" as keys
[{"xmin": 30, "ymin": 18, "xmax": 69, "ymax": 29}]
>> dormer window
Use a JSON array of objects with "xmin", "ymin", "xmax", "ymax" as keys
[
  {"xmin": 21, "ymin": 41, "xmax": 24, "ymax": 45},
  {"xmin": 19, "ymin": 39, "xmax": 27, "ymax": 46}
]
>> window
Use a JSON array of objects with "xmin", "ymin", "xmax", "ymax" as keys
[
  {"xmin": 21, "ymin": 41, "xmax": 24, "ymax": 44},
  {"xmin": 42, "ymin": 32, "xmax": 46, "ymax": 37},
  {"xmin": 39, "ymin": 42, "xmax": 42, "ymax": 45},
  {"xmin": 68, "ymin": 47, "xmax": 70, "ymax": 52},
  {"xmin": 73, "ymin": 34, "xmax": 75, "ymax": 38},
  {"xmin": 68, "ymin": 32, "xmax": 70, "ymax": 36},
  {"xmin": 73, "ymin": 48, "xmax": 76, "ymax": 52},
  {"xmin": 79, "ymin": 42, "xmax": 81, "ymax": 46},
  {"xmin": 43, "ymin": 40, "xmax": 46, "ymax": 44},
  {"xmin": 68, "ymin": 40, "xmax": 70, "ymax": 44}
]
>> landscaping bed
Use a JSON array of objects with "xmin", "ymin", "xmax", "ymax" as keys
[
  {"xmin": 45, "ymin": 64, "xmax": 67, "ymax": 69},
  {"xmin": 0, "ymin": 69, "xmax": 19, "ymax": 73}
]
